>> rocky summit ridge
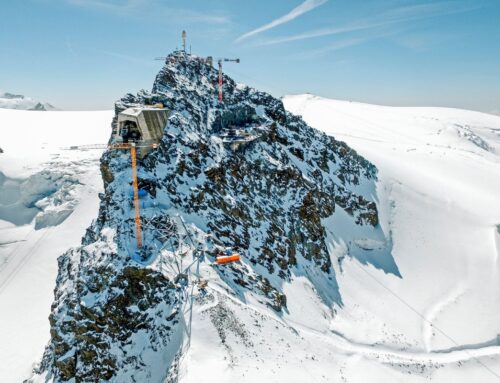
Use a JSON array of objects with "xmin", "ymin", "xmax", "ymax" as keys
[{"xmin": 32, "ymin": 50, "xmax": 388, "ymax": 382}]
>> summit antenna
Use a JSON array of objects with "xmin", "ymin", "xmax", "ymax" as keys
[{"xmin": 182, "ymin": 30, "xmax": 187, "ymax": 52}]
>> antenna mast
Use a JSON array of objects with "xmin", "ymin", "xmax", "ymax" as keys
[{"xmin": 182, "ymin": 30, "xmax": 187, "ymax": 52}]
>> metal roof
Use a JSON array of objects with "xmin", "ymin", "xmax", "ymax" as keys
[{"xmin": 119, "ymin": 106, "xmax": 168, "ymax": 118}]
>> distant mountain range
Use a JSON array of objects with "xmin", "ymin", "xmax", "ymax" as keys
[{"xmin": 0, "ymin": 92, "xmax": 56, "ymax": 111}]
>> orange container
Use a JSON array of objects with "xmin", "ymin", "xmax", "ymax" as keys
[{"xmin": 215, "ymin": 254, "xmax": 241, "ymax": 264}]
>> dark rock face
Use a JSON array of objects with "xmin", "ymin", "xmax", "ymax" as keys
[
  {"xmin": 29, "ymin": 102, "xmax": 47, "ymax": 111},
  {"xmin": 36, "ymin": 236, "xmax": 181, "ymax": 382},
  {"xmin": 114, "ymin": 51, "xmax": 378, "ymax": 289},
  {"xmin": 37, "ymin": 51, "xmax": 382, "ymax": 382}
]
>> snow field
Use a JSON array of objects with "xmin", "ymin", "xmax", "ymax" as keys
[{"xmin": 0, "ymin": 109, "xmax": 112, "ymax": 383}]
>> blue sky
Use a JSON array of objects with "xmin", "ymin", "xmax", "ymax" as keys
[{"xmin": 1, "ymin": 0, "xmax": 499, "ymax": 113}]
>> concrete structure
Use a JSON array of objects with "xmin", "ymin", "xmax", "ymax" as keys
[
  {"xmin": 117, "ymin": 106, "xmax": 169, "ymax": 145},
  {"xmin": 219, "ymin": 127, "xmax": 261, "ymax": 152}
]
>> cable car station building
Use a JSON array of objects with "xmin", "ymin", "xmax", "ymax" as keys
[{"xmin": 117, "ymin": 106, "xmax": 169, "ymax": 144}]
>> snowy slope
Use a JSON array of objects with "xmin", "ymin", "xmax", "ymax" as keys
[
  {"xmin": 167, "ymin": 96, "xmax": 500, "ymax": 383},
  {"xmin": 2, "ymin": 81, "xmax": 499, "ymax": 382},
  {"xmin": 0, "ymin": 109, "xmax": 112, "ymax": 383},
  {"xmin": 153, "ymin": 95, "xmax": 500, "ymax": 383},
  {"xmin": 23, "ymin": 54, "xmax": 500, "ymax": 383},
  {"xmin": 167, "ymin": 93, "xmax": 500, "ymax": 383},
  {"xmin": 282, "ymin": 94, "xmax": 500, "ymax": 380},
  {"xmin": 0, "ymin": 92, "xmax": 55, "ymax": 111}
]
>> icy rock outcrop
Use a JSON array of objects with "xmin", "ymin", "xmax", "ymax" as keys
[{"xmin": 36, "ymin": 51, "xmax": 382, "ymax": 382}]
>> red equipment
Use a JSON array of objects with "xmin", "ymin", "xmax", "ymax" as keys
[
  {"xmin": 218, "ymin": 58, "xmax": 240, "ymax": 102},
  {"xmin": 215, "ymin": 254, "xmax": 241, "ymax": 265}
]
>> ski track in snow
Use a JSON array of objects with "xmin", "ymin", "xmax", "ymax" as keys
[
  {"xmin": 422, "ymin": 284, "xmax": 466, "ymax": 352},
  {"xmin": 227, "ymin": 281, "xmax": 498, "ymax": 364},
  {"xmin": 190, "ymin": 279, "xmax": 500, "ymax": 383},
  {"xmin": 0, "ymin": 228, "xmax": 53, "ymax": 294}
]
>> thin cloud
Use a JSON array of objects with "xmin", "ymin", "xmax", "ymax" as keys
[
  {"xmin": 66, "ymin": 0, "xmax": 146, "ymax": 12},
  {"xmin": 256, "ymin": 1, "xmax": 480, "ymax": 46},
  {"xmin": 66, "ymin": 0, "xmax": 230, "ymax": 24},
  {"xmin": 235, "ymin": 0, "xmax": 328, "ymax": 42},
  {"xmin": 298, "ymin": 28, "xmax": 400, "ymax": 58},
  {"xmin": 392, "ymin": 29, "xmax": 468, "ymax": 51},
  {"xmin": 258, "ymin": 23, "xmax": 375, "ymax": 46},
  {"xmin": 307, "ymin": 37, "xmax": 368, "ymax": 56}
]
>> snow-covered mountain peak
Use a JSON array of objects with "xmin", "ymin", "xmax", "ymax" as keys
[
  {"xmin": 4, "ymin": 61, "xmax": 498, "ymax": 382},
  {"xmin": 31, "ymin": 52, "xmax": 395, "ymax": 382},
  {"xmin": 0, "ymin": 91, "xmax": 55, "ymax": 111}
]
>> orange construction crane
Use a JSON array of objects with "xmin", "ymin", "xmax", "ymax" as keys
[{"xmin": 108, "ymin": 142, "xmax": 158, "ymax": 250}]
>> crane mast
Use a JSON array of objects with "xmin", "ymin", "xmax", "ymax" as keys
[
  {"xmin": 218, "ymin": 58, "xmax": 240, "ymax": 102},
  {"xmin": 108, "ymin": 142, "xmax": 158, "ymax": 250}
]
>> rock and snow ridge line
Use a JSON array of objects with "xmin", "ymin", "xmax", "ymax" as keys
[
  {"xmin": 31, "ymin": 51, "xmax": 395, "ymax": 382},
  {"xmin": 2, "ymin": 56, "xmax": 499, "ymax": 382}
]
